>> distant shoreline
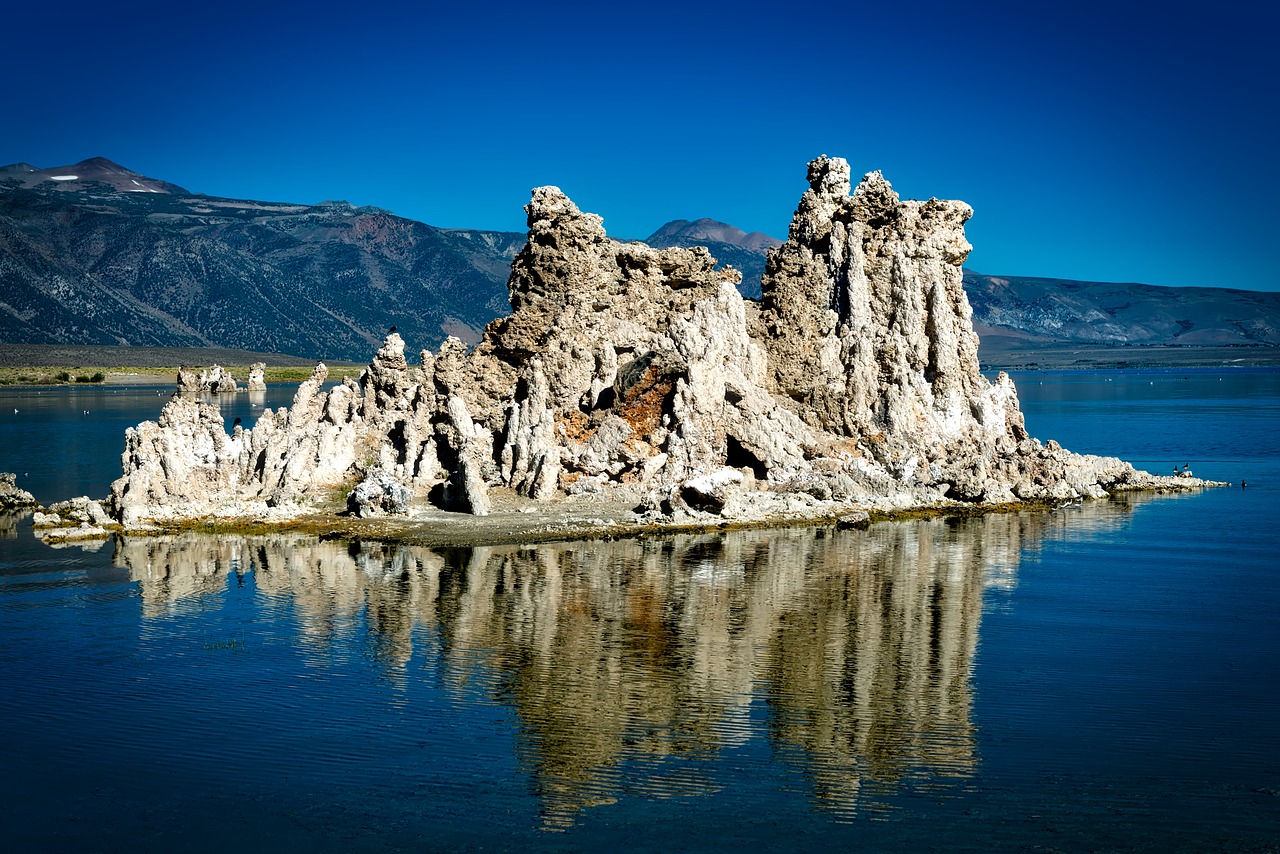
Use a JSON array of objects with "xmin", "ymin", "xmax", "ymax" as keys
[
  {"xmin": 0, "ymin": 343, "xmax": 354, "ymax": 368},
  {"xmin": 0, "ymin": 341, "xmax": 1276, "ymax": 386},
  {"xmin": 0, "ymin": 343, "xmax": 363, "ymax": 386},
  {"xmin": 978, "ymin": 343, "xmax": 1280, "ymax": 371}
]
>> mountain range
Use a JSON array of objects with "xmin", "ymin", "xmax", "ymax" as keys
[
  {"xmin": 0, "ymin": 158, "xmax": 521, "ymax": 360},
  {"xmin": 3, "ymin": 157, "xmax": 1278, "ymax": 363}
]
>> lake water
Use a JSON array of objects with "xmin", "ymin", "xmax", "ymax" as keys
[{"xmin": 0, "ymin": 370, "xmax": 1276, "ymax": 851}]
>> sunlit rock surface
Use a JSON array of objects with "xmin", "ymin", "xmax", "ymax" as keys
[
  {"xmin": 0, "ymin": 473, "xmax": 36, "ymax": 509},
  {"xmin": 346, "ymin": 470, "xmax": 411, "ymax": 518},
  {"xmin": 31, "ymin": 495, "xmax": 115, "ymax": 543},
  {"xmin": 108, "ymin": 157, "xmax": 1210, "ymax": 530},
  {"xmin": 246, "ymin": 362, "xmax": 267, "ymax": 392},
  {"xmin": 176, "ymin": 363, "xmax": 240, "ymax": 394}
]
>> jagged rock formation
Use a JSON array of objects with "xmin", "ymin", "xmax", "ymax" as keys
[
  {"xmin": 246, "ymin": 362, "xmax": 267, "ymax": 391},
  {"xmin": 175, "ymin": 365, "xmax": 202, "ymax": 393},
  {"xmin": 0, "ymin": 472, "xmax": 37, "ymax": 509},
  {"xmin": 32, "ymin": 495, "xmax": 115, "ymax": 543},
  {"xmin": 176, "ymin": 364, "xmax": 238, "ymax": 393},
  {"xmin": 108, "ymin": 157, "xmax": 1213, "ymax": 530},
  {"xmin": 202, "ymin": 365, "xmax": 238, "ymax": 393}
]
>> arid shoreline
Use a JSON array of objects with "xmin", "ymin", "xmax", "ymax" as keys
[
  {"xmin": 0, "ymin": 343, "xmax": 363, "ymax": 387},
  {"xmin": 977, "ymin": 342, "xmax": 1280, "ymax": 371}
]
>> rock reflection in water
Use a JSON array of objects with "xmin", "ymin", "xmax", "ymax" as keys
[
  {"xmin": 113, "ymin": 499, "xmax": 1141, "ymax": 827},
  {"xmin": 0, "ymin": 511, "xmax": 22, "ymax": 540}
]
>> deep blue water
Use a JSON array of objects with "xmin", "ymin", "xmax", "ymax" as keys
[{"xmin": 0, "ymin": 371, "xmax": 1276, "ymax": 851}]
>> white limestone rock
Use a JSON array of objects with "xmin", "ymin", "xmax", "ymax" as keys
[
  {"xmin": 104, "ymin": 157, "xmax": 1210, "ymax": 529},
  {"xmin": 0, "ymin": 472, "xmax": 37, "ymax": 509},
  {"xmin": 347, "ymin": 470, "xmax": 411, "ymax": 517},
  {"xmin": 39, "ymin": 521, "xmax": 111, "ymax": 543},
  {"xmin": 176, "ymin": 365, "xmax": 203, "ymax": 393},
  {"xmin": 49, "ymin": 496, "xmax": 113, "ymax": 526},
  {"xmin": 443, "ymin": 396, "xmax": 493, "ymax": 516},
  {"xmin": 178, "ymin": 364, "xmax": 241, "ymax": 394},
  {"xmin": 33, "ymin": 497, "xmax": 115, "ymax": 543},
  {"xmin": 200, "ymin": 365, "xmax": 238, "ymax": 393},
  {"xmin": 246, "ymin": 362, "xmax": 267, "ymax": 391},
  {"xmin": 680, "ymin": 467, "xmax": 743, "ymax": 514}
]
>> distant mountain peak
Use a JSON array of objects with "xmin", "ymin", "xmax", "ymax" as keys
[
  {"xmin": 76, "ymin": 156, "xmax": 127, "ymax": 169},
  {"xmin": 645, "ymin": 217, "xmax": 782, "ymax": 253},
  {"xmin": 643, "ymin": 217, "xmax": 782, "ymax": 299},
  {"xmin": 0, "ymin": 156, "xmax": 187, "ymax": 194}
]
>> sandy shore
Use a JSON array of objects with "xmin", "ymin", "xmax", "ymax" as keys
[{"xmin": 103, "ymin": 370, "xmax": 175, "ymax": 385}]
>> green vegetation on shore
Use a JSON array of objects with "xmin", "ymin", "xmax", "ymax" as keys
[
  {"xmin": 0, "ymin": 365, "xmax": 363, "ymax": 387},
  {"xmin": 0, "ymin": 343, "xmax": 364, "ymax": 387},
  {"xmin": 0, "ymin": 368, "xmax": 107, "ymax": 385}
]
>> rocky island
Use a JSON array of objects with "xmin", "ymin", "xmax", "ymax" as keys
[{"xmin": 104, "ymin": 157, "xmax": 1215, "ymax": 541}]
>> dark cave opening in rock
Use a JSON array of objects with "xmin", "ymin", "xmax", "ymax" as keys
[
  {"xmin": 726, "ymin": 435, "xmax": 768, "ymax": 480},
  {"xmin": 389, "ymin": 420, "xmax": 408, "ymax": 464}
]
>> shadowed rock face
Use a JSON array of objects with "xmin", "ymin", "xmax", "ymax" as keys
[{"xmin": 108, "ymin": 157, "xmax": 1200, "ymax": 529}]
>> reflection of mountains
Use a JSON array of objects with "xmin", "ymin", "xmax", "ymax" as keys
[{"xmin": 113, "ymin": 499, "xmax": 1140, "ymax": 826}]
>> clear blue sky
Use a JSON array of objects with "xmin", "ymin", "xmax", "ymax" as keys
[{"xmin": 4, "ymin": 0, "xmax": 1276, "ymax": 290}]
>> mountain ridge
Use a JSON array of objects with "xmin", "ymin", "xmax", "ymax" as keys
[
  {"xmin": 645, "ymin": 217, "xmax": 782, "ymax": 253},
  {"xmin": 1, "ymin": 161, "xmax": 520, "ymax": 360},
  {"xmin": 962, "ymin": 271, "xmax": 1280, "ymax": 347},
  {"xmin": 3, "ymin": 157, "xmax": 1278, "ymax": 361},
  {"xmin": 0, "ymin": 156, "xmax": 187, "ymax": 194}
]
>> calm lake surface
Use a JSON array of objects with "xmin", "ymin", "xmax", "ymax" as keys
[{"xmin": 0, "ymin": 370, "xmax": 1276, "ymax": 851}]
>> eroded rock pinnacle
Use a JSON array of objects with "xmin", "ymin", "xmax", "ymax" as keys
[{"xmin": 108, "ymin": 157, "xmax": 1203, "ymax": 530}]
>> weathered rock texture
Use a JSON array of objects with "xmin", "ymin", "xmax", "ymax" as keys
[
  {"xmin": 108, "ymin": 157, "xmax": 1212, "ymax": 530},
  {"xmin": 347, "ymin": 470, "xmax": 411, "ymax": 518},
  {"xmin": 32, "ymin": 495, "xmax": 116, "ymax": 543},
  {"xmin": 175, "ymin": 365, "xmax": 203, "ymax": 393},
  {"xmin": 176, "ymin": 364, "xmax": 239, "ymax": 394},
  {"xmin": 246, "ymin": 363, "xmax": 267, "ymax": 391},
  {"xmin": 0, "ymin": 472, "xmax": 37, "ymax": 509}
]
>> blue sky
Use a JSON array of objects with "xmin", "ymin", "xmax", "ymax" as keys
[{"xmin": 4, "ymin": 0, "xmax": 1276, "ymax": 290}]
